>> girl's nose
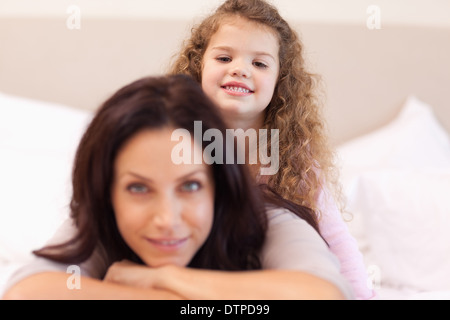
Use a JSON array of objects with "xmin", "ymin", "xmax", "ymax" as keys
[{"xmin": 230, "ymin": 61, "xmax": 251, "ymax": 78}]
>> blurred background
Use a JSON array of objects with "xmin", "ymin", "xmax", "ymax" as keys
[
  {"xmin": 1, "ymin": 0, "xmax": 450, "ymax": 299},
  {"xmin": 1, "ymin": 0, "xmax": 449, "ymax": 144}
]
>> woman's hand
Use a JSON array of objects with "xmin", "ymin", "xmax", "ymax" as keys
[
  {"xmin": 103, "ymin": 261, "xmax": 346, "ymax": 300},
  {"xmin": 103, "ymin": 261, "xmax": 186, "ymax": 299},
  {"xmin": 103, "ymin": 260, "xmax": 158, "ymax": 289}
]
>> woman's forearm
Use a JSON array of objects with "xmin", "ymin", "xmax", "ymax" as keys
[
  {"xmin": 157, "ymin": 266, "xmax": 346, "ymax": 300},
  {"xmin": 2, "ymin": 272, "xmax": 183, "ymax": 300}
]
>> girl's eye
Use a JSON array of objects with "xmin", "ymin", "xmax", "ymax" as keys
[
  {"xmin": 127, "ymin": 184, "xmax": 149, "ymax": 194},
  {"xmin": 180, "ymin": 181, "xmax": 201, "ymax": 193},
  {"xmin": 253, "ymin": 61, "xmax": 268, "ymax": 69},
  {"xmin": 216, "ymin": 56, "xmax": 231, "ymax": 63}
]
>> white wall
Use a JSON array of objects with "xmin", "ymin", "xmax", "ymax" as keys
[{"xmin": 1, "ymin": 0, "xmax": 450, "ymax": 28}]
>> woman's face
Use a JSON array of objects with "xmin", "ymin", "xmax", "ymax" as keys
[{"xmin": 111, "ymin": 128, "xmax": 215, "ymax": 268}]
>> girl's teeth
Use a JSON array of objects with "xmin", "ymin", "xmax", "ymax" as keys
[{"xmin": 225, "ymin": 86, "xmax": 250, "ymax": 93}]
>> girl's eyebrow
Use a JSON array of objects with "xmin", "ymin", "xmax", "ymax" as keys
[{"xmin": 210, "ymin": 46, "xmax": 277, "ymax": 62}]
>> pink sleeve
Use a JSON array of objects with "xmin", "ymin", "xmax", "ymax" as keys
[{"xmin": 316, "ymin": 187, "xmax": 376, "ymax": 300}]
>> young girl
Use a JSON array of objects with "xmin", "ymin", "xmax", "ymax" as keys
[
  {"xmin": 169, "ymin": 0, "xmax": 373, "ymax": 299},
  {"xmin": 3, "ymin": 75, "xmax": 352, "ymax": 299}
]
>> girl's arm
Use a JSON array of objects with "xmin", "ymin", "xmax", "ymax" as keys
[
  {"xmin": 2, "ymin": 272, "xmax": 184, "ymax": 300},
  {"xmin": 315, "ymin": 186, "xmax": 375, "ymax": 299}
]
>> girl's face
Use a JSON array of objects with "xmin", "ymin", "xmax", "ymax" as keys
[
  {"xmin": 111, "ymin": 128, "xmax": 215, "ymax": 268},
  {"xmin": 201, "ymin": 17, "xmax": 280, "ymax": 129}
]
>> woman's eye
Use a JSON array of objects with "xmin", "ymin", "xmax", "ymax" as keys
[
  {"xmin": 253, "ymin": 61, "xmax": 268, "ymax": 69},
  {"xmin": 180, "ymin": 181, "xmax": 201, "ymax": 192},
  {"xmin": 127, "ymin": 184, "xmax": 148, "ymax": 194}
]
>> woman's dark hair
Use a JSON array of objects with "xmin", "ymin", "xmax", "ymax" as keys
[
  {"xmin": 34, "ymin": 74, "xmax": 268, "ymax": 272},
  {"xmin": 34, "ymin": 74, "xmax": 322, "ymax": 274}
]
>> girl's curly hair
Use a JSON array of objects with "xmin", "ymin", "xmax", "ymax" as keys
[{"xmin": 168, "ymin": 0, "xmax": 340, "ymax": 221}]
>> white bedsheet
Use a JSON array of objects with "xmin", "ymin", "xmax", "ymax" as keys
[
  {"xmin": 375, "ymin": 287, "xmax": 450, "ymax": 300},
  {"xmin": 0, "ymin": 262, "xmax": 27, "ymax": 297}
]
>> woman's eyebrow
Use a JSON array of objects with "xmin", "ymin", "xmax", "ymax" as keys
[
  {"xmin": 122, "ymin": 171, "xmax": 154, "ymax": 183},
  {"xmin": 175, "ymin": 169, "xmax": 208, "ymax": 183},
  {"xmin": 120, "ymin": 169, "xmax": 208, "ymax": 183}
]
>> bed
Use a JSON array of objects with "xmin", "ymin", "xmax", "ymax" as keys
[{"xmin": 1, "ymin": 8, "xmax": 449, "ymax": 300}]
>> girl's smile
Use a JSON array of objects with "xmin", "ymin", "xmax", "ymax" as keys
[
  {"xmin": 221, "ymin": 81, "xmax": 254, "ymax": 96},
  {"xmin": 201, "ymin": 17, "xmax": 280, "ymax": 129}
]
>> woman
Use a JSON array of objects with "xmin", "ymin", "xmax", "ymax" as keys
[{"xmin": 3, "ymin": 75, "xmax": 351, "ymax": 299}]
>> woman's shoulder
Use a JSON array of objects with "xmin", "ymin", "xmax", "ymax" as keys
[
  {"xmin": 261, "ymin": 205, "xmax": 354, "ymax": 299},
  {"xmin": 263, "ymin": 205, "xmax": 335, "ymax": 261},
  {"xmin": 265, "ymin": 205, "xmax": 312, "ymax": 226}
]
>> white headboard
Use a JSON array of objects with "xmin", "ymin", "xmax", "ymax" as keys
[{"xmin": 1, "ymin": 17, "xmax": 449, "ymax": 145}]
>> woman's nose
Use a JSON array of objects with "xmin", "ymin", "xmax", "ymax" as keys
[{"xmin": 151, "ymin": 194, "xmax": 182, "ymax": 230}]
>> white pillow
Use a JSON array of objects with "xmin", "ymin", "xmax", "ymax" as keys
[
  {"xmin": 0, "ymin": 93, "xmax": 92, "ymax": 263},
  {"xmin": 337, "ymin": 96, "xmax": 450, "ymax": 292},
  {"xmin": 338, "ymin": 96, "xmax": 450, "ymax": 172},
  {"xmin": 352, "ymin": 169, "xmax": 450, "ymax": 291}
]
